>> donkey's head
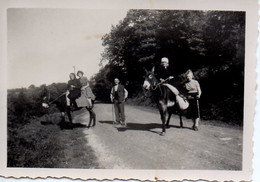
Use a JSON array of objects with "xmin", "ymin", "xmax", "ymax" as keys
[
  {"xmin": 142, "ymin": 69, "xmax": 159, "ymax": 97},
  {"xmin": 143, "ymin": 69, "xmax": 158, "ymax": 90},
  {"xmin": 42, "ymin": 91, "xmax": 50, "ymax": 109}
]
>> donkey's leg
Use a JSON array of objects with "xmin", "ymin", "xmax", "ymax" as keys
[
  {"xmin": 166, "ymin": 111, "xmax": 172, "ymax": 128},
  {"xmin": 59, "ymin": 112, "xmax": 66, "ymax": 129},
  {"xmin": 90, "ymin": 109, "xmax": 96, "ymax": 127},
  {"xmin": 179, "ymin": 111, "xmax": 183, "ymax": 128},
  {"xmin": 66, "ymin": 106, "xmax": 73, "ymax": 123},
  {"xmin": 66, "ymin": 106, "xmax": 73, "ymax": 129},
  {"xmin": 158, "ymin": 102, "xmax": 167, "ymax": 135},
  {"xmin": 90, "ymin": 100, "xmax": 96, "ymax": 127}
]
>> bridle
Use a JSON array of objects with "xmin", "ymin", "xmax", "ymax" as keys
[
  {"xmin": 144, "ymin": 73, "xmax": 171, "ymax": 91},
  {"xmin": 147, "ymin": 74, "xmax": 159, "ymax": 90},
  {"xmin": 142, "ymin": 72, "xmax": 161, "ymax": 99}
]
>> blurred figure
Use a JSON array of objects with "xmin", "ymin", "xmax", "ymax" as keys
[
  {"xmin": 110, "ymin": 78, "xmax": 128, "ymax": 126},
  {"xmin": 184, "ymin": 69, "xmax": 202, "ymax": 131}
]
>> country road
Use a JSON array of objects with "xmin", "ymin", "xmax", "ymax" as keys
[{"xmin": 72, "ymin": 103, "xmax": 242, "ymax": 170}]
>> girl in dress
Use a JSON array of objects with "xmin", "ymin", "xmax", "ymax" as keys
[{"xmin": 77, "ymin": 71, "xmax": 95, "ymax": 108}]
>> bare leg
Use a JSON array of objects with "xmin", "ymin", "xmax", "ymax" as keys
[
  {"xmin": 192, "ymin": 118, "xmax": 199, "ymax": 131},
  {"xmin": 86, "ymin": 108, "xmax": 92, "ymax": 128},
  {"xmin": 86, "ymin": 107, "xmax": 96, "ymax": 128}
]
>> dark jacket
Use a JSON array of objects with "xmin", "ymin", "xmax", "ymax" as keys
[
  {"xmin": 155, "ymin": 65, "xmax": 170, "ymax": 80},
  {"xmin": 67, "ymin": 79, "xmax": 81, "ymax": 99},
  {"xmin": 111, "ymin": 84, "xmax": 126, "ymax": 103}
]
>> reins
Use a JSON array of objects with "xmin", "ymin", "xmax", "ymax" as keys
[
  {"xmin": 151, "ymin": 77, "xmax": 171, "ymax": 91},
  {"xmin": 48, "ymin": 92, "xmax": 66, "ymax": 104}
]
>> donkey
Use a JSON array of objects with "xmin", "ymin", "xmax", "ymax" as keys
[
  {"xmin": 42, "ymin": 90, "xmax": 96, "ymax": 129},
  {"xmin": 143, "ymin": 70, "xmax": 189, "ymax": 135}
]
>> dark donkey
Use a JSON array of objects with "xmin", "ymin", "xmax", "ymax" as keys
[
  {"xmin": 143, "ymin": 70, "xmax": 188, "ymax": 135},
  {"xmin": 42, "ymin": 89, "xmax": 96, "ymax": 129}
]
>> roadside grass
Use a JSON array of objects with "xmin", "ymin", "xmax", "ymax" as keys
[{"xmin": 8, "ymin": 112, "xmax": 100, "ymax": 168}]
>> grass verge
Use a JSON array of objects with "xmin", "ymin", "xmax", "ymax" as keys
[{"xmin": 8, "ymin": 112, "xmax": 100, "ymax": 168}]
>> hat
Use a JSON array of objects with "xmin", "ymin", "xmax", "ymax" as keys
[
  {"xmin": 77, "ymin": 70, "xmax": 84, "ymax": 76},
  {"xmin": 161, "ymin": 57, "xmax": 169, "ymax": 63}
]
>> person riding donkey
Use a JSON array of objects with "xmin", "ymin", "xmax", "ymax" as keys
[
  {"xmin": 66, "ymin": 73, "xmax": 81, "ymax": 109},
  {"xmin": 154, "ymin": 57, "xmax": 174, "ymax": 83},
  {"xmin": 154, "ymin": 57, "xmax": 177, "ymax": 107},
  {"xmin": 77, "ymin": 70, "xmax": 96, "ymax": 108}
]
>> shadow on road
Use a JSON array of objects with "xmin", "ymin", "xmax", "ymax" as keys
[
  {"xmin": 57, "ymin": 122, "xmax": 89, "ymax": 130},
  {"xmin": 99, "ymin": 120, "xmax": 114, "ymax": 125},
  {"xmin": 98, "ymin": 120, "xmax": 193, "ymax": 135}
]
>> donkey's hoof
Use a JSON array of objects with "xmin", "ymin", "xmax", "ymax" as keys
[
  {"xmin": 161, "ymin": 132, "xmax": 166, "ymax": 136},
  {"xmin": 166, "ymin": 125, "xmax": 170, "ymax": 128}
]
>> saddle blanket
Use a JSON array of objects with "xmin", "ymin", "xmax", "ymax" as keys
[
  {"xmin": 66, "ymin": 91, "xmax": 92, "ymax": 108},
  {"xmin": 76, "ymin": 93, "xmax": 92, "ymax": 108},
  {"xmin": 162, "ymin": 83, "xmax": 189, "ymax": 110}
]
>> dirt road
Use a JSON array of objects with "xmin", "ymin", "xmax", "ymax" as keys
[{"xmin": 73, "ymin": 103, "xmax": 242, "ymax": 170}]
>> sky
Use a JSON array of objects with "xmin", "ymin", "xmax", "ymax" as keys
[{"xmin": 7, "ymin": 8, "xmax": 128, "ymax": 89}]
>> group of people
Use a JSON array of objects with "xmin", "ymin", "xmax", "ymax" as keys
[
  {"xmin": 66, "ymin": 57, "xmax": 202, "ymax": 131},
  {"xmin": 66, "ymin": 70, "xmax": 128, "ymax": 126},
  {"xmin": 66, "ymin": 70, "xmax": 95, "ymax": 109},
  {"xmin": 154, "ymin": 57, "xmax": 202, "ymax": 131}
]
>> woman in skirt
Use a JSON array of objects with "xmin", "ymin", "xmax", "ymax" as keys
[
  {"xmin": 185, "ymin": 69, "xmax": 202, "ymax": 131},
  {"xmin": 77, "ymin": 70, "xmax": 96, "ymax": 108}
]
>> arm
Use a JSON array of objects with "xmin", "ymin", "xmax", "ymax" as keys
[
  {"xmin": 124, "ymin": 88, "xmax": 128, "ymax": 100},
  {"xmin": 196, "ymin": 81, "xmax": 202, "ymax": 99},
  {"xmin": 67, "ymin": 80, "xmax": 72, "ymax": 91},
  {"xmin": 80, "ymin": 77, "xmax": 90, "ymax": 90},
  {"xmin": 110, "ymin": 87, "xmax": 114, "ymax": 102},
  {"xmin": 81, "ymin": 83, "xmax": 89, "ymax": 90}
]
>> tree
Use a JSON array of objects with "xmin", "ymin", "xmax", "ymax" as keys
[{"xmin": 94, "ymin": 9, "xmax": 245, "ymax": 123}]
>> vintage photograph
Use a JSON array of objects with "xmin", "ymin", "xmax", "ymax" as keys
[
  {"xmin": 7, "ymin": 8, "xmax": 245, "ymax": 170},
  {"xmin": 1, "ymin": 0, "xmax": 257, "ymax": 180}
]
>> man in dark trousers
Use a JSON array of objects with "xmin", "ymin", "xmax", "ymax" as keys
[{"xmin": 110, "ymin": 78, "xmax": 128, "ymax": 126}]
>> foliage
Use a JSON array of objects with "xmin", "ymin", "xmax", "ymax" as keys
[
  {"xmin": 7, "ymin": 83, "xmax": 67, "ymax": 165},
  {"xmin": 93, "ymin": 10, "xmax": 245, "ymax": 124}
]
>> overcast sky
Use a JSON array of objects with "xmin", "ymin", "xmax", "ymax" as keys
[{"xmin": 7, "ymin": 8, "xmax": 128, "ymax": 89}]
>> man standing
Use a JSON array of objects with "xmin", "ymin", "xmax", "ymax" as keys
[{"xmin": 110, "ymin": 78, "xmax": 128, "ymax": 126}]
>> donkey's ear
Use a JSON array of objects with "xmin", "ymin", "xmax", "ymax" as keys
[
  {"xmin": 143, "ymin": 67, "xmax": 148, "ymax": 74},
  {"xmin": 151, "ymin": 66, "xmax": 155, "ymax": 73}
]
